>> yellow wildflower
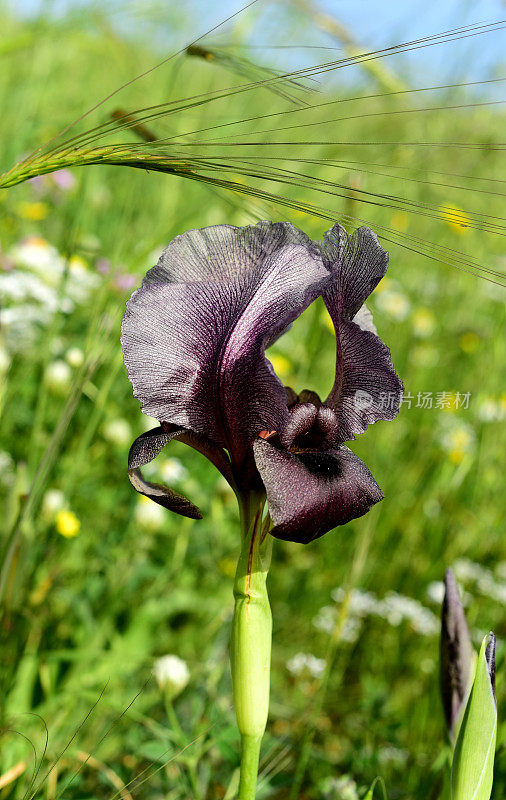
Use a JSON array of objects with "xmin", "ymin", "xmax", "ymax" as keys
[
  {"xmin": 56, "ymin": 510, "xmax": 81, "ymax": 538},
  {"xmin": 69, "ymin": 254, "xmax": 88, "ymax": 272},
  {"xmin": 412, "ymin": 308, "xmax": 436, "ymax": 338},
  {"xmin": 459, "ymin": 331, "xmax": 480, "ymax": 354},
  {"xmin": 15, "ymin": 201, "xmax": 50, "ymax": 221},
  {"xmin": 390, "ymin": 212, "xmax": 408, "ymax": 232},
  {"xmin": 438, "ymin": 204, "xmax": 471, "ymax": 234},
  {"xmin": 442, "ymin": 424, "xmax": 475, "ymax": 464}
]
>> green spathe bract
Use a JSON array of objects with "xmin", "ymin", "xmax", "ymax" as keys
[
  {"xmin": 451, "ymin": 634, "xmax": 497, "ymax": 800},
  {"xmin": 230, "ymin": 500, "xmax": 273, "ymax": 800}
]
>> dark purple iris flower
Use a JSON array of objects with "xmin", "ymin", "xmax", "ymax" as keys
[{"xmin": 121, "ymin": 222, "xmax": 402, "ymax": 544}]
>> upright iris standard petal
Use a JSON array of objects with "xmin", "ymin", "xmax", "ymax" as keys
[
  {"xmin": 121, "ymin": 223, "xmax": 331, "ymax": 466},
  {"xmin": 253, "ymin": 437, "xmax": 383, "ymax": 543},
  {"xmin": 321, "ymin": 224, "xmax": 389, "ymax": 318},
  {"xmin": 320, "ymin": 225, "xmax": 403, "ymax": 442}
]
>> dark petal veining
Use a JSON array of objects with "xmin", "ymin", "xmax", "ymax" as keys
[
  {"xmin": 321, "ymin": 224, "xmax": 389, "ymax": 319},
  {"xmin": 121, "ymin": 223, "xmax": 331, "ymax": 465},
  {"xmin": 320, "ymin": 225, "xmax": 403, "ymax": 442},
  {"xmin": 326, "ymin": 317, "xmax": 403, "ymax": 443},
  {"xmin": 253, "ymin": 437, "xmax": 384, "ymax": 543}
]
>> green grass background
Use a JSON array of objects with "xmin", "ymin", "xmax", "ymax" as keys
[{"xmin": 0, "ymin": 4, "xmax": 505, "ymax": 799}]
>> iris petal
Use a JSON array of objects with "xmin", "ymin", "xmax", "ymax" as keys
[
  {"xmin": 128, "ymin": 427, "xmax": 202, "ymax": 519},
  {"xmin": 121, "ymin": 223, "xmax": 331, "ymax": 465},
  {"xmin": 253, "ymin": 438, "xmax": 384, "ymax": 543},
  {"xmin": 320, "ymin": 225, "xmax": 403, "ymax": 441},
  {"xmin": 321, "ymin": 224, "xmax": 389, "ymax": 318},
  {"xmin": 326, "ymin": 318, "xmax": 403, "ymax": 442}
]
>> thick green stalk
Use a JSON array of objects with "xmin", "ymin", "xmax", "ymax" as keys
[{"xmin": 231, "ymin": 500, "xmax": 273, "ymax": 800}]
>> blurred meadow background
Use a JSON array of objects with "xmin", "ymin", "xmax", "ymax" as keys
[{"xmin": 0, "ymin": 1, "xmax": 505, "ymax": 798}]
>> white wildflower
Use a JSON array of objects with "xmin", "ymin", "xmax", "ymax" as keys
[
  {"xmin": 426, "ymin": 581, "xmax": 445, "ymax": 605},
  {"xmin": 10, "ymin": 237, "xmax": 63, "ymax": 276},
  {"xmin": 44, "ymin": 360, "xmax": 72, "ymax": 394},
  {"xmin": 41, "ymin": 489, "xmax": 66, "ymax": 522},
  {"xmin": 2, "ymin": 238, "xmax": 100, "ymax": 353},
  {"xmin": 66, "ymin": 255, "xmax": 100, "ymax": 303},
  {"xmin": 378, "ymin": 746, "xmax": 409, "ymax": 766},
  {"xmin": 0, "ymin": 451, "xmax": 15, "ymax": 487},
  {"xmin": 102, "ymin": 418, "xmax": 132, "ymax": 448},
  {"xmin": 453, "ymin": 558, "xmax": 486, "ymax": 584},
  {"xmin": 0, "ymin": 451, "xmax": 14, "ymax": 472},
  {"xmin": 382, "ymin": 592, "xmax": 439, "ymax": 635},
  {"xmin": 159, "ymin": 458, "xmax": 187, "ymax": 484},
  {"xmin": 331, "ymin": 586, "xmax": 439, "ymax": 636},
  {"xmin": 331, "ymin": 587, "xmax": 378, "ymax": 617},
  {"xmin": 65, "ymin": 347, "xmax": 85, "ymax": 368},
  {"xmin": 0, "ymin": 346, "xmax": 10, "ymax": 375},
  {"xmin": 426, "ymin": 579, "xmax": 471, "ymax": 607},
  {"xmin": 313, "ymin": 605, "xmax": 362, "ymax": 643},
  {"xmin": 134, "ymin": 495, "xmax": 165, "ymax": 531},
  {"xmin": 153, "ymin": 654, "xmax": 190, "ymax": 698},
  {"xmin": 476, "ymin": 397, "xmax": 504, "ymax": 423},
  {"xmin": 321, "ymin": 775, "xmax": 359, "ymax": 800},
  {"xmin": 0, "ymin": 271, "xmax": 59, "ymax": 307},
  {"xmin": 441, "ymin": 422, "xmax": 475, "ymax": 454},
  {"xmin": 375, "ymin": 290, "xmax": 411, "ymax": 321},
  {"xmin": 0, "ymin": 304, "xmax": 49, "ymax": 336},
  {"xmin": 340, "ymin": 616, "xmax": 362, "ymax": 643},
  {"xmin": 313, "ymin": 605, "xmax": 336, "ymax": 634},
  {"xmin": 286, "ymin": 652, "xmax": 326, "ymax": 679}
]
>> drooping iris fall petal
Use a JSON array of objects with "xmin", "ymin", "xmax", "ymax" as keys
[
  {"xmin": 128, "ymin": 426, "xmax": 202, "ymax": 518},
  {"xmin": 128, "ymin": 424, "xmax": 236, "ymax": 517},
  {"xmin": 121, "ymin": 223, "xmax": 331, "ymax": 466},
  {"xmin": 253, "ymin": 437, "xmax": 384, "ymax": 543}
]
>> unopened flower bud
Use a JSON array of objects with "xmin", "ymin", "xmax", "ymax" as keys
[{"xmin": 440, "ymin": 568, "xmax": 474, "ymax": 738}]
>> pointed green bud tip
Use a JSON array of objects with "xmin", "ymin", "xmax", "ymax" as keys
[
  {"xmin": 440, "ymin": 568, "xmax": 474, "ymax": 736},
  {"xmin": 485, "ymin": 631, "xmax": 496, "ymax": 702}
]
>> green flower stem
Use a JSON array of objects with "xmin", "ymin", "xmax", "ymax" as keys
[
  {"xmin": 231, "ymin": 498, "xmax": 273, "ymax": 800},
  {"xmin": 237, "ymin": 735, "xmax": 262, "ymax": 800}
]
